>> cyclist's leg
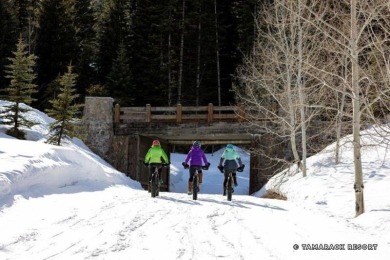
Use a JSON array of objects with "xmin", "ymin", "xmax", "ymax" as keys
[
  {"xmin": 188, "ymin": 167, "xmax": 196, "ymax": 194},
  {"xmin": 149, "ymin": 166, "xmax": 155, "ymax": 181},
  {"xmin": 198, "ymin": 169, "xmax": 203, "ymax": 185},
  {"xmin": 194, "ymin": 167, "xmax": 200, "ymax": 193},
  {"xmin": 233, "ymin": 172, "xmax": 238, "ymax": 186},
  {"xmin": 223, "ymin": 171, "xmax": 228, "ymax": 195},
  {"xmin": 148, "ymin": 166, "xmax": 155, "ymax": 192},
  {"xmin": 158, "ymin": 166, "xmax": 163, "ymax": 184}
]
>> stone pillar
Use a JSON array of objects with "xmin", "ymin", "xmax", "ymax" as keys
[{"xmin": 82, "ymin": 97, "xmax": 114, "ymax": 160}]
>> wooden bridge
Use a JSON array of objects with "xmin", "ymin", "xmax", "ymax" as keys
[
  {"xmin": 111, "ymin": 103, "xmax": 278, "ymax": 194},
  {"xmin": 113, "ymin": 103, "xmax": 253, "ymax": 144},
  {"xmin": 114, "ymin": 103, "xmax": 246, "ymax": 124},
  {"xmin": 83, "ymin": 98, "xmax": 280, "ymax": 195}
]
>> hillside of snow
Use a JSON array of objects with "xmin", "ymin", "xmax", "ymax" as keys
[{"xmin": 1, "ymin": 100, "xmax": 390, "ymax": 260}]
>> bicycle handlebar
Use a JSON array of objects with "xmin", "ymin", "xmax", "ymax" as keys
[
  {"xmin": 182, "ymin": 162, "xmax": 210, "ymax": 170},
  {"xmin": 144, "ymin": 162, "xmax": 170, "ymax": 168}
]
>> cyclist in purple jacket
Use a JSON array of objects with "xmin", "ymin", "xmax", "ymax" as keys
[{"xmin": 182, "ymin": 141, "xmax": 210, "ymax": 195}]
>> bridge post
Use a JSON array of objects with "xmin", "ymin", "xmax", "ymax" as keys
[
  {"xmin": 82, "ymin": 97, "xmax": 114, "ymax": 161},
  {"xmin": 114, "ymin": 104, "xmax": 120, "ymax": 123},
  {"xmin": 207, "ymin": 103, "xmax": 214, "ymax": 122},
  {"xmin": 145, "ymin": 104, "xmax": 151, "ymax": 122},
  {"xmin": 176, "ymin": 104, "xmax": 182, "ymax": 123}
]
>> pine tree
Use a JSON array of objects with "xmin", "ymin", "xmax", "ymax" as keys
[
  {"xmin": 130, "ymin": 0, "xmax": 173, "ymax": 105},
  {"xmin": 0, "ymin": 0, "xmax": 19, "ymax": 91},
  {"xmin": 35, "ymin": 0, "xmax": 78, "ymax": 110},
  {"xmin": 9, "ymin": 0, "xmax": 41, "ymax": 55},
  {"xmin": 46, "ymin": 64, "xmax": 82, "ymax": 146},
  {"xmin": 1, "ymin": 36, "xmax": 37, "ymax": 139},
  {"xmin": 72, "ymin": 0, "xmax": 97, "ymax": 96},
  {"xmin": 95, "ymin": 0, "xmax": 134, "ymax": 88},
  {"xmin": 106, "ymin": 42, "xmax": 134, "ymax": 105}
]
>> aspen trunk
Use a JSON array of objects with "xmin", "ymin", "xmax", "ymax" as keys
[
  {"xmin": 297, "ymin": 0, "xmax": 306, "ymax": 177},
  {"xmin": 351, "ymin": 0, "xmax": 364, "ymax": 217}
]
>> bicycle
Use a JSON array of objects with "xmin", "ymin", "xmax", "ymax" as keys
[
  {"xmin": 224, "ymin": 171, "xmax": 234, "ymax": 201},
  {"xmin": 192, "ymin": 166, "xmax": 209, "ymax": 200},
  {"xmin": 147, "ymin": 163, "xmax": 168, "ymax": 198},
  {"xmin": 219, "ymin": 164, "xmax": 245, "ymax": 201},
  {"xmin": 183, "ymin": 163, "xmax": 209, "ymax": 200}
]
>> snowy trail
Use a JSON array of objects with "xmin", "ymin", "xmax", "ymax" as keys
[{"xmin": 1, "ymin": 185, "xmax": 388, "ymax": 260}]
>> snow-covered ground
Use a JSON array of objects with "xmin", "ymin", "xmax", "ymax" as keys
[{"xmin": 1, "ymin": 100, "xmax": 389, "ymax": 260}]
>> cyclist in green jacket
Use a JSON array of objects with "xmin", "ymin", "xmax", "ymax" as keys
[{"xmin": 144, "ymin": 140, "xmax": 170, "ymax": 189}]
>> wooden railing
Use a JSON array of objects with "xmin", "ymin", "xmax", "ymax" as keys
[{"xmin": 114, "ymin": 103, "xmax": 245, "ymax": 123}]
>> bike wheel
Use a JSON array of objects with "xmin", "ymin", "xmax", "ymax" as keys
[
  {"xmin": 156, "ymin": 173, "xmax": 160, "ymax": 197},
  {"xmin": 193, "ymin": 175, "xmax": 198, "ymax": 200},
  {"xmin": 151, "ymin": 174, "xmax": 157, "ymax": 198},
  {"xmin": 227, "ymin": 176, "xmax": 233, "ymax": 201}
]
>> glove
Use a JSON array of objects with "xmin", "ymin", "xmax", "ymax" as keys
[
  {"xmin": 162, "ymin": 163, "xmax": 170, "ymax": 167},
  {"xmin": 237, "ymin": 164, "xmax": 245, "ymax": 172},
  {"xmin": 182, "ymin": 162, "xmax": 189, "ymax": 169},
  {"xmin": 143, "ymin": 161, "xmax": 149, "ymax": 167},
  {"xmin": 202, "ymin": 162, "xmax": 210, "ymax": 170},
  {"xmin": 217, "ymin": 165, "xmax": 224, "ymax": 173}
]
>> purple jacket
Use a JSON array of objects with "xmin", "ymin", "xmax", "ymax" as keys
[{"xmin": 184, "ymin": 146, "xmax": 208, "ymax": 166}]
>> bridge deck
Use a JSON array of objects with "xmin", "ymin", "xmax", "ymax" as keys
[{"xmin": 114, "ymin": 103, "xmax": 245, "ymax": 124}]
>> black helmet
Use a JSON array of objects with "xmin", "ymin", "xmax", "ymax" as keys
[{"xmin": 193, "ymin": 141, "xmax": 201, "ymax": 148}]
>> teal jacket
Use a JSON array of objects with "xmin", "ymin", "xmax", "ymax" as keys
[
  {"xmin": 221, "ymin": 148, "xmax": 240, "ymax": 160},
  {"xmin": 219, "ymin": 147, "xmax": 242, "ymax": 170},
  {"xmin": 144, "ymin": 145, "xmax": 169, "ymax": 164}
]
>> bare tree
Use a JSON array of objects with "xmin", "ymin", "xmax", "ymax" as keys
[
  {"xmin": 239, "ymin": 0, "xmax": 390, "ymax": 217},
  {"xmin": 302, "ymin": 0, "xmax": 390, "ymax": 216},
  {"xmin": 235, "ymin": 0, "xmax": 326, "ymax": 177}
]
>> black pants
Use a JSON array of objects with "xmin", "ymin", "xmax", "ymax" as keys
[
  {"xmin": 149, "ymin": 163, "xmax": 162, "ymax": 182},
  {"xmin": 188, "ymin": 165, "xmax": 202, "ymax": 181},
  {"xmin": 223, "ymin": 171, "xmax": 237, "ymax": 188}
]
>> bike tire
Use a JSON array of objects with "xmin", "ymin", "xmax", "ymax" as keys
[
  {"xmin": 156, "ymin": 173, "xmax": 160, "ymax": 197},
  {"xmin": 193, "ymin": 175, "xmax": 198, "ymax": 200},
  {"xmin": 227, "ymin": 176, "xmax": 233, "ymax": 201},
  {"xmin": 151, "ymin": 174, "xmax": 157, "ymax": 198}
]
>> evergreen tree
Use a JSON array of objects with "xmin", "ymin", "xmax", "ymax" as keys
[
  {"xmin": 10, "ymin": 0, "xmax": 41, "ymax": 55},
  {"xmin": 95, "ymin": 0, "xmax": 134, "ymax": 89},
  {"xmin": 232, "ymin": 0, "xmax": 259, "ymax": 56},
  {"xmin": 1, "ymin": 36, "xmax": 37, "ymax": 139},
  {"xmin": 106, "ymin": 42, "xmax": 134, "ymax": 105},
  {"xmin": 214, "ymin": 0, "xmax": 241, "ymax": 104},
  {"xmin": 91, "ymin": 0, "xmax": 260, "ymax": 106},
  {"xmin": 46, "ymin": 64, "xmax": 82, "ymax": 146},
  {"xmin": 72, "ymin": 0, "xmax": 97, "ymax": 97},
  {"xmin": 0, "ymin": 0, "xmax": 19, "ymax": 91},
  {"xmin": 35, "ymin": 0, "xmax": 78, "ymax": 110}
]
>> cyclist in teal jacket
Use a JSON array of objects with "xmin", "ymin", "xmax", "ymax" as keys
[{"xmin": 218, "ymin": 144, "xmax": 244, "ymax": 195}]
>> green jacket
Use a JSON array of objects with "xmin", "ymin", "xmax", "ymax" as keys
[{"xmin": 144, "ymin": 145, "xmax": 169, "ymax": 164}]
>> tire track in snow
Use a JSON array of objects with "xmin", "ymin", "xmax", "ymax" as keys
[
  {"xmin": 227, "ymin": 201, "xmax": 282, "ymax": 260},
  {"xmin": 109, "ymin": 195, "xmax": 175, "ymax": 254},
  {"xmin": 206, "ymin": 202, "xmax": 246, "ymax": 260}
]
